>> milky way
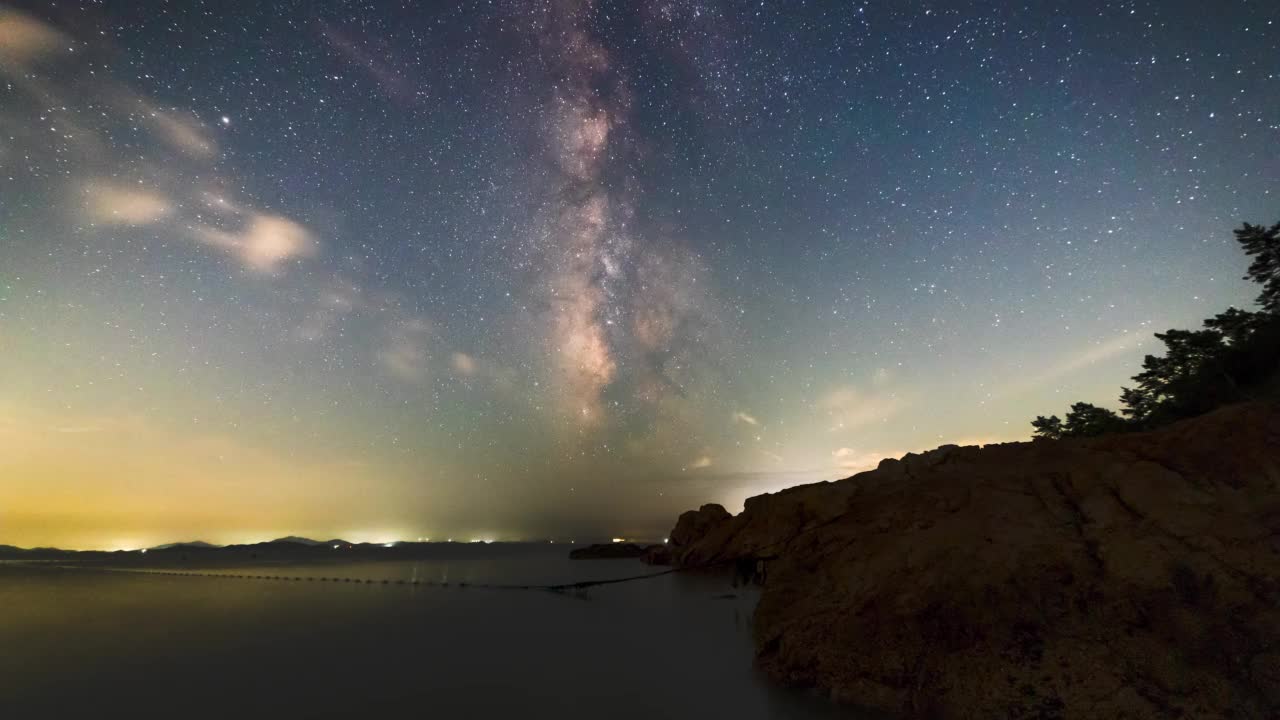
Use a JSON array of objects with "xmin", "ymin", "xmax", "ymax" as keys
[{"xmin": 0, "ymin": 1, "xmax": 1276, "ymax": 548}]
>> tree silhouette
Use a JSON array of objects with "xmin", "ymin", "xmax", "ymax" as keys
[
  {"xmin": 1121, "ymin": 328, "xmax": 1230, "ymax": 424},
  {"xmin": 1235, "ymin": 222, "xmax": 1280, "ymax": 313},
  {"xmin": 1030, "ymin": 415, "xmax": 1063, "ymax": 440},
  {"xmin": 1061, "ymin": 402, "xmax": 1126, "ymax": 437},
  {"xmin": 1032, "ymin": 219, "xmax": 1280, "ymax": 438},
  {"xmin": 1118, "ymin": 385, "xmax": 1157, "ymax": 423},
  {"xmin": 1204, "ymin": 306, "xmax": 1264, "ymax": 346}
]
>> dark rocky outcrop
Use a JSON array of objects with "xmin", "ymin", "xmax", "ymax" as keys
[
  {"xmin": 668, "ymin": 503, "xmax": 731, "ymax": 554},
  {"xmin": 641, "ymin": 544, "xmax": 672, "ymax": 566},
  {"xmin": 669, "ymin": 402, "xmax": 1280, "ymax": 719},
  {"xmin": 569, "ymin": 542, "xmax": 673, "ymax": 562},
  {"xmin": 569, "ymin": 542, "xmax": 650, "ymax": 559}
]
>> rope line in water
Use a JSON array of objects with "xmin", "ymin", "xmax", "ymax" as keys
[{"xmin": 46, "ymin": 564, "xmax": 683, "ymax": 593}]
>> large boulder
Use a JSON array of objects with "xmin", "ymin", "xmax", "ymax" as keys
[
  {"xmin": 670, "ymin": 401, "xmax": 1280, "ymax": 718},
  {"xmin": 667, "ymin": 503, "xmax": 731, "ymax": 563}
]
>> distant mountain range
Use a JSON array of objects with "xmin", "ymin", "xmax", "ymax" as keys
[
  {"xmin": 150, "ymin": 541, "xmax": 221, "ymax": 550},
  {"xmin": 0, "ymin": 537, "xmax": 596, "ymax": 560},
  {"xmin": 0, "ymin": 532, "xmax": 640, "ymax": 561},
  {"xmin": 0, "ymin": 537, "xmax": 357, "ymax": 557},
  {"xmin": 272, "ymin": 536, "xmax": 321, "ymax": 546},
  {"xmin": 270, "ymin": 536, "xmax": 357, "ymax": 546}
]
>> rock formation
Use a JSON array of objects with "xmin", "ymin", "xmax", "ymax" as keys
[
  {"xmin": 641, "ymin": 543, "xmax": 672, "ymax": 566},
  {"xmin": 669, "ymin": 503, "xmax": 731, "ymax": 550},
  {"xmin": 668, "ymin": 401, "xmax": 1280, "ymax": 718},
  {"xmin": 569, "ymin": 542, "xmax": 652, "ymax": 559}
]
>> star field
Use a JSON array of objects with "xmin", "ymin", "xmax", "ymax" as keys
[{"xmin": 1, "ymin": 0, "xmax": 1276, "ymax": 548}]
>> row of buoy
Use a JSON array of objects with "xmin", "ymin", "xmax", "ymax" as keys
[
  {"xmin": 69, "ymin": 566, "xmax": 508, "ymax": 589},
  {"xmin": 50, "ymin": 563, "xmax": 682, "ymax": 593},
  {"xmin": 149, "ymin": 571, "xmax": 443, "ymax": 585}
]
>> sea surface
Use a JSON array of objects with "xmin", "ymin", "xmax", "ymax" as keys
[{"xmin": 0, "ymin": 544, "xmax": 850, "ymax": 718}]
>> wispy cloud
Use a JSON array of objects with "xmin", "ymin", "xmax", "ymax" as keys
[
  {"xmin": 379, "ymin": 318, "xmax": 431, "ymax": 383},
  {"xmin": 319, "ymin": 21, "xmax": 418, "ymax": 104},
  {"xmin": 2, "ymin": 11, "xmax": 320, "ymax": 278},
  {"xmin": 147, "ymin": 108, "xmax": 217, "ymax": 158},
  {"xmin": 998, "ymin": 330, "xmax": 1150, "ymax": 398},
  {"xmin": 82, "ymin": 181, "xmax": 172, "ymax": 226},
  {"xmin": 818, "ymin": 384, "xmax": 907, "ymax": 432},
  {"xmin": 298, "ymin": 280, "xmax": 364, "ymax": 342},
  {"xmin": 446, "ymin": 351, "xmax": 517, "ymax": 390},
  {"xmin": 0, "ymin": 10, "xmax": 69, "ymax": 67}
]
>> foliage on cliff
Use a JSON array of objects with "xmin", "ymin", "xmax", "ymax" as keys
[{"xmin": 1033, "ymin": 220, "xmax": 1280, "ymax": 439}]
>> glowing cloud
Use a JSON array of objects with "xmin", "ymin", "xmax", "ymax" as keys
[
  {"xmin": 0, "ymin": 10, "xmax": 68, "ymax": 67},
  {"xmin": 82, "ymin": 182, "xmax": 172, "ymax": 226},
  {"xmin": 195, "ymin": 214, "xmax": 316, "ymax": 273},
  {"xmin": 0, "ymin": 406, "xmax": 408, "ymax": 550},
  {"xmin": 451, "ymin": 352, "xmax": 478, "ymax": 377},
  {"xmin": 832, "ymin": 447, "xmax": 899, "ymax": 473}
]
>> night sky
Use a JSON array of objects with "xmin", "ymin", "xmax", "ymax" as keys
[{"xmin": 2, "ymin": 1, "xmax": 1276, "ymax": 549}]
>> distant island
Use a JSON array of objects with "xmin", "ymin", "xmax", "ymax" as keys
[{"xmin": 568, "ymin": 542, "xmax": 670, "ymax": 563}]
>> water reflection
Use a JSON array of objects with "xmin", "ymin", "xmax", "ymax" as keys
[{"xmin": 0, "ymin": 548, "xmax": 851, "ymax": 718}]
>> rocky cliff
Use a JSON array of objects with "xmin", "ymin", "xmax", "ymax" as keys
[{"xmin": 668, "ymin": 401, "xmax": 1280, "ymax": 718}]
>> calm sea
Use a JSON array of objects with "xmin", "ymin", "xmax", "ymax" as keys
[{"xmin": 0, "ymin": 545, "xmax": 851, "ymax": 718}]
